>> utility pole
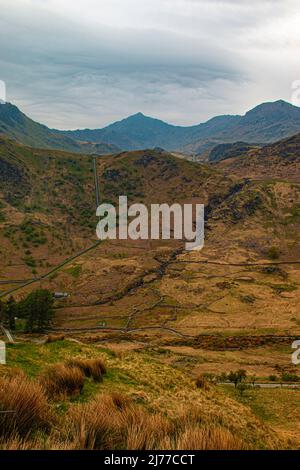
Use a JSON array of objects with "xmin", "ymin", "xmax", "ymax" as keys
[{"xmin": 93, "ymin": 156, "xmax": 100, "ymax": 209}]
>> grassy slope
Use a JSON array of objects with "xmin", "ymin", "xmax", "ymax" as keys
[
  {"xmin": 0, "ymin": 136, "xmax": 97, "ymax": 283},
  {"xmin": 222, "ymin": 384, "xmax": 300, "ymax": 445},
  {"xmin": 0, "ymin": 339, "xmax": 282, "ymax": 449}
]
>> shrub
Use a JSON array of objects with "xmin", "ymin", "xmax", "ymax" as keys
[
  {"xmin": 281, "ymin": 372, "xmax": 299, "ymax": 382},
  {"xmin": 267, "ymin": 246, "xmax": 280, "ymax": 260},
  {"xmin": 269, "ymin": 375, "xmax": 278, "ymax": 382},
  {"xmin": 39, "ymin": 364, "xmax": 85, "ymax": 398},
  {"xmin": 0, "ymin": 374, "xmax": 50, "ymax": 438}
]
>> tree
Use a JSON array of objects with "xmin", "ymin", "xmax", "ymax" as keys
[
  {"xmin": 237, "ymin": 382, "xmax": 250, "ymax": 397},
  {"xmin": 4, "ymin": 296, "xmax": 17, "ymax": 330},
  {"xmin": 228, "ymin": 369, "xmax": 247, "ymax": 388},
  {"xmin": 269, "ymin": 374, "xmax": 278, "ymax": 382},
  {"xmin": 20, "ymin": 289, "xmax": 54, "ymax": 332},
  {"xmin": 249, "ymin": 374, "xmax": 258, "ymax": 387},
  {"xmin": 281, "ymin": 372, "xmax": 299, "ymax": 383}
]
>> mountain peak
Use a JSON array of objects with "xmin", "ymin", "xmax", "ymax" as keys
[
  {"xmin": 242, "ymin": 100, "xmax": 300, "ymax": 127},
  {"xmin": 126, "ymin": 112, "xmax": 148, "ymax": 120},
  {"xmin": 245, "ymin": 99, "xmax": 298, "ymax": 116},
  {"xmin": 133, "ymin": 112, "xmax": 145, "ymax": 117}
]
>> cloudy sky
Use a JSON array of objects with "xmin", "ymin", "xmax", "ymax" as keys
[{"xmin": 0, "ymin": 0, "xmax": 300, "ymax": 129}]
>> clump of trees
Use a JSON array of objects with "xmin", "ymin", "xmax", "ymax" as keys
[
  {"xmin": 281, "ymin": 372, "xmax": 299, "ymax": 382},
  {"xmin": 0, "ymin": 296, "xmax": 17, "ymax": 330},
  {"xmin": 0, "ymin": 289, "xmax": 54, "ymax": 333},
  {"xmin": 227, "ymin": 369, "xmax": 247, "ymax": 388},
  {"xmin": 219, "ymin": 369, "xmax": 250, "ymax": 396}
]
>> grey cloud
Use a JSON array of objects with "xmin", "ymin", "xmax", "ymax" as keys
[{"xmin": 0, "ymin": 0, "xmax": 299, "ymax": 128}]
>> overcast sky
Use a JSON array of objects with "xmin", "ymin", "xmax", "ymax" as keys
[{"xmin": 0, "ymin": 0, "xmax": 300, "ymax": 129}]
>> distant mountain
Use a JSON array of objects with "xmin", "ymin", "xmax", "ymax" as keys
[
  {"xmin": 2, "ymin": 100, "xmax": 300, "ymax": 157},
  {"xmin": 62, "ymin": 111, "xmax": 240, "ymax": 151},
  {"xmin": 207, "ymin": 142, "xmax": 261, "ymax": 163},
  {"xmin": 258, "ymin": 131, "xmax": 300, "ymax": 159},
  {"xmin": 224, "ymin": 100, "xmax": 300, "ymax": 141},
  {"xmin": 0, "ymin": 103, "xmax": 120, "ymax": 154},
  {"xmin": 61, "ymin": 100, "xmax": 300, "ymax": 154},
  {"xmin": 215, "ymin": 132, "xmax": 300, "ymax": 183},
  {"xmin": 62, "ymin": 112, "xmax": 192, "ymax": 150}
]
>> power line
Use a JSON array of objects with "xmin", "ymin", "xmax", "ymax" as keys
[{"xmin": 93, "ymin": 156, "xmax": 100, "ymax": 208}]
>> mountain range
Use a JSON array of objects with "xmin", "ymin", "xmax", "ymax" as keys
[
  {"xmin": 0, "ymin": 103, "xmax": 120, "ymax": 155},
  {"xmin": 61, "ymin": 100, "xmax": 300, "ymax": 154},
  {"xmin": 1, "ymin": 100, "xmax": 300, "ymax": 155}
]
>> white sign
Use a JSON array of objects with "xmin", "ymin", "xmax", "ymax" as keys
[{"xmin": 0, "ymin": 341, "xmax": 6, "ymax": 365}]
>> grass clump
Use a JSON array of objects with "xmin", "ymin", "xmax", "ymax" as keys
[
  {"xmin": 64, "ymin": 394, "xmax": 125, "ymax": 449},
  {"xmin": 39, "ymin": 364, "xmax": 85, "ymax": 398},
  {"xmin": 66, "ymin": 358, "xmax": 107, "ymax": 382},
  {"xmin": 45, "ymin": 334, "xmax": 65, "ymax": 343},
  {"xmin": 0, "ymin": 373, "xmax": 51, "ymax": 438},
  {"xmin": 62, "ymin": 394, "xmax": 246, "ymax": 450},
  {"xmin": 176, "ymin": 426, "xmax": 245, "ymax": 450}
]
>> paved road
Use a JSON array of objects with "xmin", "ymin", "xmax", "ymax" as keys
[{"xmin": 219, "ymin": 382, "xmax": 300, "ymax": 389}]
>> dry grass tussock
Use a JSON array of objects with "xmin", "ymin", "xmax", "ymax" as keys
[
  {"xmin": 176, "ymin": 426, "xmax": 245, "ymax": 450},
  {"xmin": 0, "ymin": 374, "xmax": 51, "ymax": 439},
  {"xmin": 39, "ymin": 364, "xmax": 85, "ymax": 398},
  {"xmin": 59, "ymin": 392, "xmax": 246, "ymax": 450},
  {"xmin": 0, "ymin": 385, "xmax": 272, "ymax": 450},
  {"xmin": 45, "ymin": 334, "xmax": 65, "ymax": 343},
  {"xmin": 39, "ymin": 358, "xmax": 107, "ymax": 398},
  {"xmin": 64, "ymin": 393, "xmax": 126, "ymax": 450},
  {"xmin": 0, "ymin": 358, "xmax": 280, "ymax": 451},
  {"xmin": 66, "ymin": 357, "xmax": 107, "ymax": 381}
]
